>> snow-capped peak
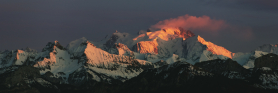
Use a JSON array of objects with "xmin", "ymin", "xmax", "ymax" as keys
[
  {"xmin": 16, "ymin": 50, "xmax": 24, "ymax": 60},
  {"xmin": 24, "ymin": 47, "xmax": 37, "ymax": 53},
  {"xmin": 133, "ymin": 27, "xmax": 195, "ymax": 41},
  {"xmin": 55, "ymin": 40, "xmax": 59, "ymax": 45},
  {"xmin": 66, "ymin": 37, "xmax": 88, "ymax": 53},
  {"xmin": 181, "ymin": 35, "xmax": 232, "ymax": 64},
  {"xmin": 255, "ymin": 44, "xmax": 278, "ymax": 54},
  {"xmin": 132, "ymin": 28, "xmax": 195, "ymax": 54},
  {"xmin": 197, "ymin": 35, "xmax": 233, "ymax": 58}
]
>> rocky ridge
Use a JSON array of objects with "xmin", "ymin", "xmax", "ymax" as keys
[{"xmin": 0, "ymin": 28, "xmax": 278, "ymax": 92}]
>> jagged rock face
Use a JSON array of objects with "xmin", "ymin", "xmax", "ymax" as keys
[
  {"xmin": 34, "ymin": 47, "xmax": 57, "ymax": 70},
  {"xmin": 54, "ymin": 42, "xmax": 66, "ymax": 50},
  {"xmin": 25, "ymin": 47, "xmax": 38, "ymax": 53},
  {"xmin": 103, "ymin": 32, "xmax": 131, "ymax": 48},
  {"xmin": 255, "ymin": 44, "xmax": 278, "ymax": 54},
  {"xmin": 32, "ymin": 41, "xmax": 83, "ymax": 85},
  {"xmin": 158, "ymin": 27, "xmax": 195, "ymax": 41},
  {"xmin": 181, "ymin": 36, "xmax": 231, "ymax": 64},
  {"xmin": 68, "ymin": 63, "xmax": 145, "ymax": 85},
  {"xmin": 117, "ymin": 43, "xmax": 135, "ymax": 59},
  {"xmin": 42, "ymin": 42, "xmax": 55, "ymax": 52},
  {"xmin": 233, "ymin": 44, "xmax": 278, "ymax": 69},
  {"xmin": 105, "ymin": 43, "xmax": 122, "ymax": 55},
  {"xmin": 116, "ymin": 43, "xmax": 133, "ymax": 55},
  {"xmin": 100, "ymin": 29, "xmax": 233, "ymax": 65},
  {"xmin": 232, "ymin": 51, "xmax": 269, "ymax": 69},
  {"xmin": 182, "ymin": 36, "xmax": 207, "ymax": 62},
  {"xmin": 105, "ymin": 33, "xmax": 119, "ymax": 48},
  {"xmin": 133, "ymin": 41, "xmax": 158, "ymax": 54},
  {"xmin": 131, "ymin": 28, "xmax": 195, "ymax": 55},
  {"xmin": 67, "ymin": 42, "xmax": 152, "ymax": 85},
  {"xmin": 0, "ymin": 49, "xmax": 34, "ymax": 68},
  {"xmin": 29, "ymin": 39, "xmax": 156, "ymax": 87},
  {"xmin": 68, "ymin": 65, "xmax": 126, "ymax": 86},
  {"xmin": 250, "ymin": 67, "xmax": 278, "ymax": 89},
  {"xmin": 178, "ymin": 27, "xmax": 195, "ymax": 40},
  {"xmin": 0, "ymin": 50, "xmax": 16, "ymax": 68},
  {"xmin": 254, "ymin": 53, "xmax": 278, "ymax": 69},
  {"xmin": 197, "ymin": 36, "xmax": 233, "ymax": 58},
  {"xmin": 1, "ymin": 29, "xmax": 278, "ymax": 92},
  {"xmin": 106, "ymin": 43, "xmax": 135, "ymax": 58},
  {"xmin": 84, "ymin": 42, "xmax": 141, "ymax": 67}
]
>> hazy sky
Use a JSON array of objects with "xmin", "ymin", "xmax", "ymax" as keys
[{"xmin": 0, "ymin": 0, "xmax": 277, "ymax": 52}]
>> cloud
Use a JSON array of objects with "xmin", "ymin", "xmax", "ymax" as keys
[
  {"xmin": 151, "ymin": 14, "xmax": 227, "ymax": 32},
  {"xmin": 151, "ymin": 14, "xmax": 254, "ymax": 40}
]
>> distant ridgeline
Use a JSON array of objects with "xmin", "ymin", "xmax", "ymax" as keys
[{"xmin": 0, "ymin": 28, "xmax": 278, "ymax": 93}]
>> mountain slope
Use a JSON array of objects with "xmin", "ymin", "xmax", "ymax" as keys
[
  {"xmin": 0, "ymin": 28, "xmax": 278, "ymax": 92},
  {"xmin": 181, "ymin": 35, "xmax": 232, "ymax": 64},
  {"xmin": 118, "ymin": 60, "xmax": 276, "ymax": 93}
]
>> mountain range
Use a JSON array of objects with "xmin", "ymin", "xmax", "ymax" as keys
[{"xmin": 0, "ymin": 27, "xmax": 278, "ymax": 93}]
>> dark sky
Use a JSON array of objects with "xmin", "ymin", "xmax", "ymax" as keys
[{"xmin": 0, "ymin": 0, "xmax": 278, "ymax": 53}]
